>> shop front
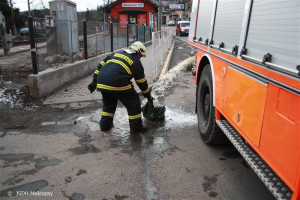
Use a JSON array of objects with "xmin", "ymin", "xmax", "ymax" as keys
[{"xmin": 105, "ymin": 0, "xmax": 158, "ymax": 28}]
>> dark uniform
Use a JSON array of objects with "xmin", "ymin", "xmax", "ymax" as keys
[{"xmin": 92, "ymin": 50, "xmax": 151, "ymax": 132}]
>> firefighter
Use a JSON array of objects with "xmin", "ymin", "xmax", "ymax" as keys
[{"xmin": 88, "ymin": 41, "xmax": 152, "ymax": 134}]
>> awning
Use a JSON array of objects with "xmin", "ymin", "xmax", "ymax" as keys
[{"xmin": 119, "ymin": 9, "xmax": 147, "ymax": 14}]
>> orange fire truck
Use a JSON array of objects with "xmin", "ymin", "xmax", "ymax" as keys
[{"xmin": 188, "ymin": 0, "xmax": 299, "ymax": 199}]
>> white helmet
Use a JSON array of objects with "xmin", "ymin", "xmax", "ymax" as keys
[{"xmin": 129, "ymin": 41, "xmax": 146, "ymax": 57}]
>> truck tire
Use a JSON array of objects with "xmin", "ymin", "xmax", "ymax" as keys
[{"xmin": 196, "ymin": 64, "xmax": 227, "ymax": 144}]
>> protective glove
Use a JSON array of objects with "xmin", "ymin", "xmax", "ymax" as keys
[
  {"xmin": 147, "ymin": 95, "xmax": 154, "ymax": 102},
  {"xmin": 88, "ymin": 80, "xmax": 97, "ymax": 93}
]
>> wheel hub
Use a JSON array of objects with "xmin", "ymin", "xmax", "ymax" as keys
[{"xmin": 200, "ymin": 85, "xmax": 210, "ymax": 125}]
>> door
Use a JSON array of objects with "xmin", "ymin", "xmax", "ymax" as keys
[{"xmin": 129, "ymin": 13, "xmax": 137, "ymax": 24}]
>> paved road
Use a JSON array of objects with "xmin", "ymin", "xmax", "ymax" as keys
[
  {"xmin": 175, "ymin": 34, "xmax": 189, "ymax": 43},
  {"xmin": 0, "ymin": 37, "xmax": 274, "ymax": 200},
  {"xmin": 0, "ymin": 67, "xmax": 274, "ymax": 200}
]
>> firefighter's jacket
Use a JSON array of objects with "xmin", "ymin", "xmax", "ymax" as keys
[{"xmin": 93, "ymin": 50, "xmax": 151, "ymax": 98}]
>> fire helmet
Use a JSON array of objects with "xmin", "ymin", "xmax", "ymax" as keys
[{"xmin": 129, "ymin": 41, "xmax": 146, "ymax": 57}]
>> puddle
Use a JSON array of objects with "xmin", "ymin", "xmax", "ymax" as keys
[
  {"xmin": 69, "ymin": 144, "xmax": 100, "ymax": 155},
  {"xmin": 70, "ymin": 69, "xmax": 197, "ymax": 200},
  {"xmin": 0, "ymin": 153, "xmax": 34, "ymax": 162},
  {"xmin": 0, "ymin": 180, "xmax": 48, "ymax": 197},
  {"xmin": 21, "ymin": 169, "xmax": 39, "ymax": 175},
  {"xmin": 202, "ymin": 174, "xmax": 219, "ymax": 198},
  {"xmin": 3, "ymin": 169, "xmax": 39, "ymax": 186},
  {"xmin": 0, "ymin": 132, "xmax": 7, "ymax": 138},
  {"xmin": 114, "ymin": 194, "xmax": 129, "ymax": 200},
  {"xmin": 3, "ymin": 178, "xmax": 25, "ymax": 186},
  {"xmin": 71, "ymin": 193, "xmax": 85, "ymax": 200},
  {"xmin": 35, "ymin": 158, "xmax": 62, "ymax": 169}
]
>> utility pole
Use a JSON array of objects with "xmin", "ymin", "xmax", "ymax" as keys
[
  {"xmin": 9, "ymin": 0, "xmax": 17, "ymax": 35},
  {"xmin": 27, "ymin": 0, "xmax": 31, "ymax": 16},
  {"xmin": 158, "ymin": 0, "xmax": 162, "ymax": 34}
]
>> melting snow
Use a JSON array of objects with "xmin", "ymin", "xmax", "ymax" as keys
[{"xmin": 0, "ymin": 81, "xmax": 38, "ymax": 111}]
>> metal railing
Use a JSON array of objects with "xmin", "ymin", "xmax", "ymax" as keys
[
  {"xmin": 151, "ymin": 27, "xmax": 175, "ymax": 79},
  {"xmin": 29, "ymin": 17, "xmax": 152, "ymax": 74}
]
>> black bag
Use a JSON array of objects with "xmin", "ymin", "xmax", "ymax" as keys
[{"xmin": 141, "ymin": 100, "xmax": 165, "ymax": 122}]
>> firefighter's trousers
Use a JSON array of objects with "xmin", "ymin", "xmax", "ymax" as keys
[{"xmin": 100, "ymin": 90, "xmax": 142, "ymax": 131}]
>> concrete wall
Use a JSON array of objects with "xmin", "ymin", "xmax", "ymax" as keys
[
  {"xmin": 28, "ymin": 41, "xmax": 152, "ymax": 99},
  {"xmin": 28, "ymin": 53, "xmax": 111, "ymax": 99}
]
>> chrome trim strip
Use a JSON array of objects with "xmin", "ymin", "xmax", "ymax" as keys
[
  {"xmin": 265, "ymin": 62, "xmax": 298, "ymax": 77},
  {"xmin": 198, "ymin": 41, "xmax": 207, "ymax": 46},
  {"xmin": 220, "ymin": 48, "xmax": 232, "ymax": 54},
  {"xmin": 241, "ymin": 55, "xmax": 299, "ymax": 77},
  {"xmin": 210, "ymin": 44, "xmax": 232, "ymax": 54},
  {"xmin": 229, "ymin": 65, "xmax": 268, "ymax": 87}
]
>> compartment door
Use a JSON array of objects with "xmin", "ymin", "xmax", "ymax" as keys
[{"xmin": 224, "ymin": 66, "xmax": 267, "ymax": 147}]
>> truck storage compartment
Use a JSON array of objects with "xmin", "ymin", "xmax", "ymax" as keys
[{"xmin": 244, "ymin": 0, "xmax": 299, "ymax": 75}]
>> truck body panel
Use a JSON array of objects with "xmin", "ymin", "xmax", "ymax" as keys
[{"xmin": 188, "ymin": 0, "xmax": 300, "ymax": 198}]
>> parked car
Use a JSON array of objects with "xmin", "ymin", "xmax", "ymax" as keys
[
  {"xmin": 176, "ymin": 21, "xmax": 190, "ymax": 36},
  {"xmin": 168, "ymin": 20, "xmax": 176, "ymax": 26},
  {"xmin": 19, "ymin": 28, "xmax": 29, "ymax": 36}
]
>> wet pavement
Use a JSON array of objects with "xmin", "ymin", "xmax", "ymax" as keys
[
  {"xmin": 0, "ymin": 38, "xmax": 275, "ymax": 200},
  {"xmin": 43, "ymin": 41, "xmax": 160, "ymax": 105}
]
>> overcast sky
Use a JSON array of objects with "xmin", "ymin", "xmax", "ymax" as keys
[{"xmin": 13, "ymin": 0, "xmax": 104, "ymax": 12}]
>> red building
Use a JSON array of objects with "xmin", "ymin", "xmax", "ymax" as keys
[{"xmin": 104, "ymin": 0, "xmax": 158, "ymax": 28}]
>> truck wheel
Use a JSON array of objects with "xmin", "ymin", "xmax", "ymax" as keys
[{"xmin": 197, "ymin": 64, "xmax": 227, "ymax": 144}]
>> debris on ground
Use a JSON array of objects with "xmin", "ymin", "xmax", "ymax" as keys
[{"xmin": 0, "ymin": 80, "xmax": 38, "ymax": 111}]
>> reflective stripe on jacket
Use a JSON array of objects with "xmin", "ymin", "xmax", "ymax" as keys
[{"xmin": 93, "ymin": 50, "xmax": 150, "ymax": 97}]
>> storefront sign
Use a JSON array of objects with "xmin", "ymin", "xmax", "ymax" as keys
[
  {"xmin": 122, "ymin": 3, "xmax": 144, "ymax": 8},
  {"xmin": 169, "ymin": 4, "xmax": 184, "ymax": 10},
  {"xmin": 119, "ymin": 14, "xmax": 128, "ymax": 24},
  {"xmin": 137, "ymin": 14, "xmax": 146, "ymax": 25}
]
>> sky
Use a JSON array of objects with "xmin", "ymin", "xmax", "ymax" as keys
[{"xmin": 13, "ymin": 0, "xmax": 104, "ymax": 12}]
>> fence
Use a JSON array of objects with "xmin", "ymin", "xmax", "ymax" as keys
[
  {"xmin": 141, "ymin": 27, "xmax": 175, "ymax": 84},
  {"xmin": 152, "ymin": 27, "xmax": 175, "ymax": 78},
  {"xmin": 30, "ymin": 18, "xmax": 152, "ymax": 73}
]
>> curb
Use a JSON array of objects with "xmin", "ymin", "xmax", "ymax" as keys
[
  {"xmin": 168, "ymin": 56, "xmax": 196, "ymax": 74},
  {"xmin": 159, "ymin": 41, "xmax": 175, "ymax": 80}
]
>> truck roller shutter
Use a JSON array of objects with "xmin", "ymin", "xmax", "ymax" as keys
[
  {"xmin": 245, "ymin": 0, "xmax": 300, "ymax": 73},
  {"xmin": 188, "ymin": 0, "xmax": 200, "ymax": 41},
  {"xmin": 196, "ymin": 0, "xmax": 214, "ymax": 42},
  {"xmin": 213, "ymin": 0, "xmax": 246, "ymax": 52}
]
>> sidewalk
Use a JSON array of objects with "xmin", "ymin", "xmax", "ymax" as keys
[
  {"xmin": 0, "ymin": 42, "xmax": 46, "ymax": 57},
  {"xmin": 43, "ymin": 42, "xmax": 157, "ymax": 105}
]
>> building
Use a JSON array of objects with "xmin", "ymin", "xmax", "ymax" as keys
[
  {"xmin": 162, "ymin": 0, "xmax": 192, "ymax": 25},
  {"xmin": 104, "ymin": 0, "xmax": 158, "ymax": 28}
]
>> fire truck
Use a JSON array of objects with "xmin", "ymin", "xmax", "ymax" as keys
[{"xmin": 188, "ymin": 0, "xmax": 299, "ymax": 199}]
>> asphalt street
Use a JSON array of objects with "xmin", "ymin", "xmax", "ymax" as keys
[{"xmin": 0, "ymin": 36, "xmax": 274, "ymax": 200}]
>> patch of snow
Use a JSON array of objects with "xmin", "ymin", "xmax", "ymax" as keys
[{"xmin": 0, "ymin": 80, "xmax": 38, "ymax": 111}]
